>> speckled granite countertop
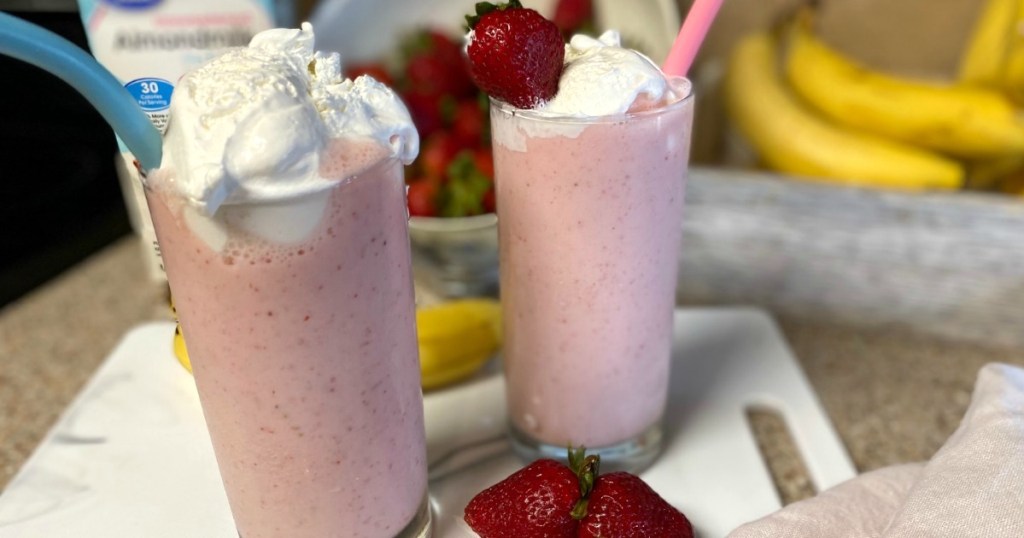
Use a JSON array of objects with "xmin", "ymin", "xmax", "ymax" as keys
[{"xmin": 1, "ymin": 237, "xmax": 1021, "ymax": 506}]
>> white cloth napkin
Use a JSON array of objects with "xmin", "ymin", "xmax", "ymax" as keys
[{"xmin": 729, "ymin": 362, "xmax": 1024, "ymax": 537}]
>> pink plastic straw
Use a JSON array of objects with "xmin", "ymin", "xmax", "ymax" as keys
[{"xmin": 662, "ymin": 0, "xmax": 725, "ymax": 77}]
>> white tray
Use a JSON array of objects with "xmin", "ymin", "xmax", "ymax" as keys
[{"xmin": 0, "ymin": 308, "xmax": 855, "ymax": 537}]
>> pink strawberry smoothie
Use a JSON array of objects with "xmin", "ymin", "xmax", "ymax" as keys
[
  {"xmin": 146, "ymin": 148, "xmax": 428, "ymax": 537},
  {"xmin": 492, "ymin": 90, "xmax": 694, "ymax": 452}
]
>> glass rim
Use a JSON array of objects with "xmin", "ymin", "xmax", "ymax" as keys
[{"xmin": 489, "ymin": 77, "xmax": 694, "ymax": 125}]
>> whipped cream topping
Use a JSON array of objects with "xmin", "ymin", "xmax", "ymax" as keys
[
  {"xmin": 539, "ymin": 31, "xmax": 678, "ymax": 116},
  {"xmin": 157, "ymin": 23, "xmax": 418, "ymax": 215}
]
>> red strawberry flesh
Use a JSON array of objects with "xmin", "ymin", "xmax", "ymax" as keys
[
  {"xmin": 464, "ymin": 459, "xmax": 580, "ymax": 538},
  {"xmin": 465, "ymin": 2, "xmax": 565, "ymax": 109},
  {"xmin": 577, "ymin": 472, "xmax": 694, "ymax": 538}
]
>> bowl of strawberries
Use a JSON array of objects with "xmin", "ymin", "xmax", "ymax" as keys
[{"xmin": 345, "ymin": 28, "xmax": 500, "ymax": 297}]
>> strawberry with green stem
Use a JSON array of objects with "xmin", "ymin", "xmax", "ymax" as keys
[
  {"xmin": 465, "ymin": 0, "xmax": 565, "ymax": 109},
  {"xmin": 464, "ymin": 447, "xmax": 694, "ymax": 537}
]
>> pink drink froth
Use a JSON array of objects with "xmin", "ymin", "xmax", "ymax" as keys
[
  {"xmin": 494, "ymin": 89, "xmax": 694, "ymax": 449},
  {"xmin": 147, "ymin": 143, "xmax": 427, "ymax": 538}
]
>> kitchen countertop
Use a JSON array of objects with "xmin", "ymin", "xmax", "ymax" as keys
[{"xmin": 2, "ymin": 234, "xmax": 1022, "ymax": 507}]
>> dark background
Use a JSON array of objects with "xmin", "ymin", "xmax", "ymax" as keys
[{"xmin": 0, "ymin": 5, "xmax": 131, "ymax": 307}]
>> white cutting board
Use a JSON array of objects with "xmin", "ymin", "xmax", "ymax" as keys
[{"xmin": 0, "ymin": 308, "xmax": 855, "ymax": 538}]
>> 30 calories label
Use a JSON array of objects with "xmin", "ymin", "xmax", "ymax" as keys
[{"xmin": 125, "ymin": 77, "xmax": 173, "ymax": 132}]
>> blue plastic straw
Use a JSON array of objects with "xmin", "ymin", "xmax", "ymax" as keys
[{"xmin": 0, "ymin": 12, "xmax": 162, "ymax": 171}]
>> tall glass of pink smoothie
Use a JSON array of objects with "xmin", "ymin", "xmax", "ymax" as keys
[
  {"xmin": 143, "ymin": 25, "xmax": 431, "ymax": 537},
  {"xmin": 489, "ymin": 31, "xmax": 694, "ymax": 472}
]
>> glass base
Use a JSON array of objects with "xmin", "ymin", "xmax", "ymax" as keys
[
  {"xmin": 508, "ymin": 421, "xmax": 663, "ymax": 474},
  {"xmin": 236, "ymin": 492, "xmax": 432, "ymax": 538},
  {"xmin": 396, "ymin": 493, "xmax": 433, "ymax": 538}
]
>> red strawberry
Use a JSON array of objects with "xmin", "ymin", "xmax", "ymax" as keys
[
  {"xmin": 577, "ymin": 472, "xmax": 694, "ymax": 538},
  {"xmin": 419, "ymin": 132, "xmax": 466, "ymax": 180},
  {"xmin": 465, "ymin": 0, "xmax": 565, "ymax": 109},
  {"xmin": 407, "ymin": 178, "xmax": 440, "ymax": 217},
  {"xmin": 482, "ymin": 187, "xmax": 497, "ymax": 214},
  {"xmin": 464, "ymin": 459, "xmax": 581, "ymax": 538},
  {"xmin": 402, "ymin": 90, "xmax": 454, "ymax": 140},
  {"xmin": 553, "ymin": 0, "xmax": 593, "ymax": 37},
  {"xmin": 439, "ymin": 150, "xmax": 493, "ymax": 217},
  {"xmin": 401, "ymin": 29, "xmax": 475, "ymax": 99},
  {"xmin": 452, "ymin": 99, "xmax": 488, "ymax": 148},
  {"xmin": 473, "ymin": 148, "xmax": 494, "ymax": 180}
]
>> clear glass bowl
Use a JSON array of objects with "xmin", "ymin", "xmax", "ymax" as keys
[{"xmin": 408, "ymin": 213, "xmax": 498, "ymax": 298}]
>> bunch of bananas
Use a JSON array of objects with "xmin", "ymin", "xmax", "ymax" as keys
[{"xmin": 724, "ymin": 4, "xmax": 1024, "ymax": 195}]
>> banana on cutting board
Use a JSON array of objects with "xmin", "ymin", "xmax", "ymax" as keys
[
  {"xmin": 723, "ymin": 31, "xmax": 963, "ymax": 191},
  {"xmin": 784, "ymin": 8, "xmax": 1024, "ymax": 159}
]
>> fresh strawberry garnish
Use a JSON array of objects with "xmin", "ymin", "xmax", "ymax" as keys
[
  {"xmin": 344, "ymin": 62, "xmax": 394, "ymax": 87},
  {"xmin": 464, "ymin": 458, "xmax": 582, "ymax": 538},
  {"xmin": 407, "ymin": 177, "xmax": 440, "ymax": 217},
  {"xmin": 577, "ymin": 472, "xmax": 694, "ymax": 538},
  {"xmin": 465, "ymin": 0, "xmax": 565, "ymax": 109},
  {"xmin": 553, "ymin": 0, "xmax": 594, "ymax": 37}
]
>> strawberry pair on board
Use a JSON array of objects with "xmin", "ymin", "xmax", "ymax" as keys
[{"xmin": 464, "ymin": 448, "xmax": 694, "ymax": 537}]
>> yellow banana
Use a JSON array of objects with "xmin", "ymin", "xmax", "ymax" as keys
[
  {"xmin": 174, "ymin": 323, "xmax": 193, "ymax": 373},
  {"xmin": 1001, "ymin": 0, "xmax": 1024, "ymax": 103},
  {"xmin": 958, "ymin": 0, "xmax": 1020, "ymax": 87},
  {"xmin": 784, "ymin": 10, "xmax": 1024, "ymax": 159},
  {"xmin": 417, "ymin": 299, "xmax": 501, "ymax": 390},
  {"xmin": 724, "ymin": 31, "xmax": 963, "ymax": 191},
  {"xmin": 169, "ymin": 297, "xmax": 193, "ymax": 373}
]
